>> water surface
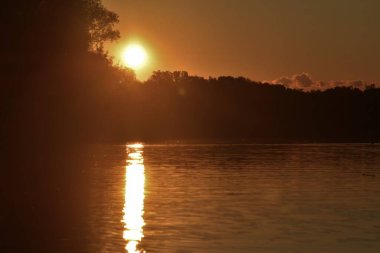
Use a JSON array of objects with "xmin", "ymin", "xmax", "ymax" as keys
[{"xmin": 89, "ymin": 144, "xmax": 380, "ymax": 253}]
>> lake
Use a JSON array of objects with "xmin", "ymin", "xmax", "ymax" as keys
[{"xmin": 88, "ymin": 144, "xmax": 380, "ymax": 253}]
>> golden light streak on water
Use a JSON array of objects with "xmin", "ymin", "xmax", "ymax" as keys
[{"xmin": 123, "ymin": 143, "xmax": 145, "ymax": 253}]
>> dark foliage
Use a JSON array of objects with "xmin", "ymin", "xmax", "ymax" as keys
[
  {"xmin": 102, "ymin": 71, "xmax": 380, "ymax": 143},
  {"xmin": 0, "ymin": 0, "xmax": 126, "ymax": 146}
]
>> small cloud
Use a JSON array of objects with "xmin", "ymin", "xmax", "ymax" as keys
[{"xmin": 293, "ymin": 73, "xmax": 313, "ymax": 88}]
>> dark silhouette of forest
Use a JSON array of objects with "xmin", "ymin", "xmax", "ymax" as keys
[
  {"xmin": 102, "ymin": 71, "xmax": 380, "ymax": 143},
  {"xmin": 1, "ymin": 1, "xmax": 380, "ymax": 145},
  {"xmin": 1, "ymin": 1, "xmax": 380, "ymax": 252}
]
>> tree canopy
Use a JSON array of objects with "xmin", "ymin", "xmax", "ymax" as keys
[{"xmin": 1, "ymin": 0, "xmax": 120, "ymax": 64}]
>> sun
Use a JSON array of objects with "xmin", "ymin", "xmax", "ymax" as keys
[{"xmin": 122, "ymin": 44, "xmax": 148, "ymax": 70}]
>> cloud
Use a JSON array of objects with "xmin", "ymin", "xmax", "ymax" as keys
[
  {"xmin": 275, "ymin": 76, "xmax": 292, "ymax": 87},
  {"xmin": 272, "ymin": 73, "xmax": 376, "ymax": 91},
  {"xmin": 273, "ymin": 72, "xmax": 314, "ymax": 89},
  {"xmin": 293, "ymin": 73, "xmax": 313, "ymax": 88}
]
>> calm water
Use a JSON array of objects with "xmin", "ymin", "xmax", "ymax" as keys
[{"xmin": 88, "ymin": 144, "xmax": 380, "ymax": 253}]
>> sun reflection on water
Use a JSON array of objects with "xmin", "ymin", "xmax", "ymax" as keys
[{"xmin": 123, "ymin": 143, "xmax": 145, "ymax": 253}]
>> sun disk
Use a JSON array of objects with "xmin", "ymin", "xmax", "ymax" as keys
[{"xmin": 122, "ymin": 44, "xmax": 148, "ymax": 70}]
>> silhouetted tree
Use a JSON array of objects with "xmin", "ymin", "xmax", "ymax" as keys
[
  {"xmin": 87, "ymin": 0, "xmax": 120, "ymax": 51},
  {"xmin": 0, "ymin": 0, "xmax": 130, "ymax": 144}
]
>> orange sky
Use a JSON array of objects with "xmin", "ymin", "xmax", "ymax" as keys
[{"xmin": 103, "ymin": 0, "xmax": 380, "ymax": 82}]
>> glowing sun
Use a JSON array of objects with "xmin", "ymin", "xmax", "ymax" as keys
[{"xmin": 122, "ymin": 44, "xmax": 148, "ymax": 70}]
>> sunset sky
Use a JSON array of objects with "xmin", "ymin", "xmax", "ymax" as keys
[{"xmin": 103, "ymin": 0, "xmax": 380, "ymax": 85}]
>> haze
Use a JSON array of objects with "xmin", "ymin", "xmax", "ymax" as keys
[{"xmin": 104, "ymin": 0, "xmax": 380, "ymax": 83}]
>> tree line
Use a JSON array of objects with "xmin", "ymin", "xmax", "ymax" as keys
[
  {"xmin": 1, "ymin": 1, "xmax": 379, "ymax": 145},
  {"xmin": 96, "ymin": 71, "xmax": 380, "ymax": 142}
]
